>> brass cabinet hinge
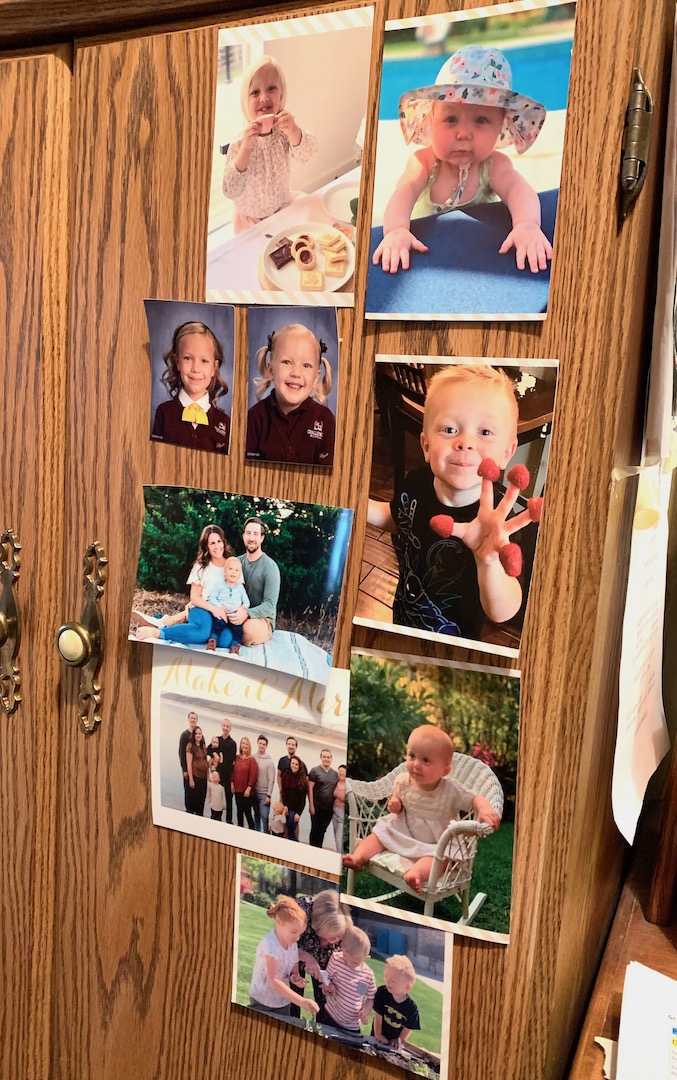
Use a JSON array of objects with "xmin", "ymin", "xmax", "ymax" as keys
[{"xmin": 620, "ymin": 67, "xmax": 653, "ymax": 221}]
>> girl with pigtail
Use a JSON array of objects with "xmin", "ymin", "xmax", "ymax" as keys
[{"xmin": 245, "ymin": 322, "xmax": 336, "ymax": 467}]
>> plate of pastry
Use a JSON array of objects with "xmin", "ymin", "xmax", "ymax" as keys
[{"xmin": 263, "ymin": 222, "xmax": 355, "ymax": 292}]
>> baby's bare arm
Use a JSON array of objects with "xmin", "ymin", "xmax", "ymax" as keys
[
  {"xmin": 374, "ymin": 152, "xmax": 431, "ymax": 272},
  {"xmin": 382, "ymin": 153, "xmax": 429, "ymax": 233},
  {"xmin": 490, "ymin": 153, "xmax": 553, "ymax": 272}
]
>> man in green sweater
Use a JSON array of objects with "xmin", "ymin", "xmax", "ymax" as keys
[{"xmin": 229, "ymin": 516, "xmax": 281, "ymax": 646}]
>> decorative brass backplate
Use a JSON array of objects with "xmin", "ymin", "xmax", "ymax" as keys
[{"xmin": 0, "ymin": 530, "xmax": 21, "ymax": 715}]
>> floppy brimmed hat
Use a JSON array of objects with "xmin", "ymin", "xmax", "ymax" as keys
[{"xmin": 399, "ymin": 45, "xmax": 546, "ymax": 155}]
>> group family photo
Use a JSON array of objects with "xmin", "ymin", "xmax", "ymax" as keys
[
  {"xmin": 233, "ymin": 856, "xmax": 450, "ymax": 1080},
  {"xmin": 151, "ymin": 652, "xmax": 350, "ymax": 875},
  {"xmin": 130, "ymin": 485, "xmax": 353, "ymax": 685}
]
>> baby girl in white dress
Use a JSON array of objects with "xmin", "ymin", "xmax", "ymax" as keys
[{"xmin": 343, "ymin": 724, "xmax": 501, "ymax": 893}]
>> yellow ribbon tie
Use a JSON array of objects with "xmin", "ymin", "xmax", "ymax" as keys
[{"xmin": 181, "ymin": 403, "xmax": 209, "ymax": 425}]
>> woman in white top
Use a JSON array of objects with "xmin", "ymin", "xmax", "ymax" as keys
[{"xmin": 135, "ymin": 524, "xmax": 231, "ymax": 646}]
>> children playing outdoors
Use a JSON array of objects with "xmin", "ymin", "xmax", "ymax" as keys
[
  {"xmin": 321, "ymin": 925, "xmax": 376, "ymax": 1033},
  {"xmin": 248, "ymin": 897, "xmax": 320, "ymax": 1018},
  {"xmin": 368, "ymin": 364, "xmax": 542, "ymax": 642},
  {"xmin": 151, "ymin": 321, "xmax": 230, "ymax": 454},
  {"xmin": 372, "ymin": 955, "xmax": 421, "ymax": 1049},
  {"xmin": 205, "ymin": 556, "xmax": 250, "ymax": 654},
  {"xmin": 246, "ymin": 323, "xmax": 336, "ymax": 467},
  {"xmin": 222, "ymin": 56, "xmax": 318, "ymax": 233},
  {"xmin": 373, "ymin": 45, "xmax": 551, "ymax": 274},
  {"xmin": 343, "ymin": 725, "xmax": 501, "ymax": 894}
]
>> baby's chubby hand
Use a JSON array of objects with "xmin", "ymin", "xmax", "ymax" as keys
[
  {"xmin": 373, "ymin": 228, "xmax": 428, "ymax": 273},
  {"xmin": 473, "ymin": 793, "xmax": 501, "ymax": 830},
  {"xmin": 499, "ymin": 221, "xmax": 553, "ymax": 273},
  {"xmin": 387, "ymin": 795, "xmax": 403, "ymax": 814}
]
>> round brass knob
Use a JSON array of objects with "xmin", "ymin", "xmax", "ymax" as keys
[{"xmin": 55, "ymin": 623, "xmax": 92, "ymax": 667}]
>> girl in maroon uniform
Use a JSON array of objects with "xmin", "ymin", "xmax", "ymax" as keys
[
  {"xmin": 246, "ymin": 323, "xmax": 335, "ymax": 467},
  {"xmin": 151, "ymin": 321, "xmax": 230, "ymax": 454}
]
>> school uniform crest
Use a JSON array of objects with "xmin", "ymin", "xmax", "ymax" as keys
[{"xmin": 307, "ymin": 419, "xmax": 324, "ymax": 440}]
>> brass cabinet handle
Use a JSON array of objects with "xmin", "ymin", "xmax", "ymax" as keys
[
  {"xmin": 56, "ymin": 541, "xmax": 107, "ymax": 735},
  {"xmin": 0, "ymin": 530, "xmax": 21, "ymax": 715}
]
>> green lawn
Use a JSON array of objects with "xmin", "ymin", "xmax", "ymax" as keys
[
  {"xmin": 235, "ymin": 901, "xmax": 444, "ymax": 1054},
  {"xmin": 343, "ymin": 824, "xmax": 513, "ymax": 936}
]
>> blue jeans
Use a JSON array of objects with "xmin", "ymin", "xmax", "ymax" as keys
[
  {"xmin": 159, "ymin": 607, "xmax": 212, "ymax": 645},
  {"xmin": 286, "ymin": 810, "xmax": 300, "ymax": 841},
  {"xmin": 255, "ymin": 792, "xmax": 271, "ymax": 833},
  {"xmin": 209, "ymin": 617, "xmax": 244, "ymax": 649}
]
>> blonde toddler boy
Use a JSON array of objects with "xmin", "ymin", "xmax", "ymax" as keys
[
  {"xmin": 372, "ymin": 955, "xmax": 421, "ymax": 1049},
  {"xmin": 322, "ymin": 926, "xmax": 376, "ymax": 1034},
  {"xmin": 368, "ymin": 365, "xmax": 539, "ymax": 640}
]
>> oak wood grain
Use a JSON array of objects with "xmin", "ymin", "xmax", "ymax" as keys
[
  {"xmin": 0, "ymin": 45, "xmax": 70, "ymax": 1080},
  {"xmin": 5, "ymin": 1, "xmax": 667, "ymax": 1078}
]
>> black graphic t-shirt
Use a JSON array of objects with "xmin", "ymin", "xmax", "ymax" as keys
[
  {"xmin": 372, "ymin": 985, "xmax": 421, "ymax": 1041},
  {"xmin": 390, "ymin": 465, "xmax": 537, "ymax": 640}
]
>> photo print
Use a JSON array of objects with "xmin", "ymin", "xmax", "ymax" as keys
[
  {"xmin": 343, "ymin": 649, "xmax": 520, "ymax": 943},
  {"xmin": 151, "ymin": 646, "xmax": 349, "ymax": 875},
  {"xmin": 145, "ymin": 299, "xmax": 235, "ymax": 455},
  {"xmin": 233, "ymin": 854, "xmax": 451, "ymax": 1080},
  {"xmin": 130, "ymin": 485, "xmax": 353, "ymax": 686},
  {"xmin": 245, "ymin": 306, "xmax": 339, "ymax": 467},
  {"xmin": 354, "ymin": 356, "xmax": 558, "ymax": 658},
  {"xmin": 206, "ymin": 7, "xmax": 374, "ymax": 307},
  {"xmin": 365, "ymin": 0, "xmax": 577, "ymax": 320}
]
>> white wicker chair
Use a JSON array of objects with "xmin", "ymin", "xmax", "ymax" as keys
[{"xmin": 345, "ymin": 753, "xmax": 504, "ymax": 922}]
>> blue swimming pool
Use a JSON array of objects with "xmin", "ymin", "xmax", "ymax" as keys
[{"xmin": 378, "ymin": 38, "xmax": 574, "ymax": 121}]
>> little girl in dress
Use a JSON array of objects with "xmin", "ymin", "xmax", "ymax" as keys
[
  {"xmin": 343, "ymin": 725, "xmax": 500, "ymax": 893},
  {"xmin": 222, "ymin": 56, "xmax": 318, "ymax": 233}
]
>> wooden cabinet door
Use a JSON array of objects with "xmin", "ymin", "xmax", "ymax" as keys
[
  {"xmin": 51, "ymin": 2, "xmax": 672, "ymax": 1078},
  {"xmin": 0, "ymin": 47, "xmax": 70, "ymax": 1080}
]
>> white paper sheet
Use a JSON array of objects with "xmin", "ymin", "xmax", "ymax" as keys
[
  {"xmin": 644, "ymin": 12, "xmax": 677, "ymax": 462},
  {"xmin": 613, "ymin": 466, "xmax": 671, "ymax": 843},
  {"xmin": 617, "ymin": 962, "xmax": 677, "ymax": 1080}
]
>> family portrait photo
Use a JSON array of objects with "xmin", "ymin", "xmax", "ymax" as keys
[
  {"xmin": 354, "ymin": 356, "xmax": 558, "ymax": 657},
  {"xmin": 343, "ymin": 650, "xmax": 520, "ymax": 942},
  {"xmin": 206, "ymin": 7, "xmax": 374, "ymax": 305},
  {"xmin": 151, "ymin": 647, "xmax": 349, "ymax": 875},
  {"xmin": 145, "ymin": 299, "xmax": 235, "ymax": 456},
  {"xmin": 245, "ymin": 306, "xmax": 339, "ymax": 468},
  {"xmin": 130, "ymin": 485, "xmax": 353, "ymax": 685},
  {"xmin": 233, "ymin": 855, "xmax": 450, "ymax": 1079},
  {"xmin": 365, "ymin": 0, "xmax": 577, "ymax": 320}
]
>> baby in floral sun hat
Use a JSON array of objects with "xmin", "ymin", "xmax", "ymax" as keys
[{"xmin": 373, "ymin": 45, "xmax": 551, "ymax": 275}]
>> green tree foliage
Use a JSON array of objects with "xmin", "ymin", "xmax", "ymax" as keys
[
  {"xmin": 136, "ymin": 487, "xmax": 351, "ymax": 618},
  {"xmin": 348, "ymin": 655, "xmax": 430, "ymax": 780}
]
